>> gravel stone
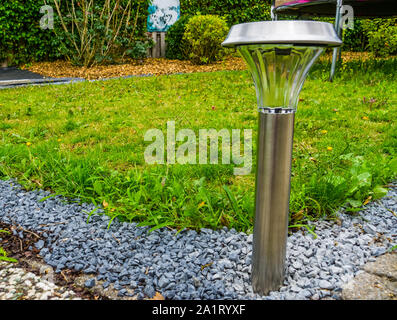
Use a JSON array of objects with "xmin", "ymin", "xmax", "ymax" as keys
[
  {"xmin": 84, "ymin": 278, "xmax": 96, "ymax": 288},
  {"xmin": 35, "ymin": 240, "xmax": 45, "ymax": 250},
  {"xmin": 363, "ymin": 224, "xmax": 378, "ymax": 235},
  {"xmin": 0, "ymin": 179, "xmax": 396, "ymax": 300}
]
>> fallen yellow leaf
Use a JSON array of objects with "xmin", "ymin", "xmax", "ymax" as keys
[
  {"xmin": 363, "ymin": 196, "xmax": 372, "ymax": 206},
  {"xmin": 201, "ymin": 262, "xmax": 213, "ymax": 271},
  {"xmin": 24, "ymin": 57, "xmax": 248, "ymax": 80},
  {"xmin": 150, "ymin": 292, "xmax": 165, "ymax": 300},
  {"xmin": 292, "ymin": 209, "xmax": 304, "ymax": 221}
]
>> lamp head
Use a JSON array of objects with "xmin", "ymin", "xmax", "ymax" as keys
[{"xmin": 222, "ymin": 21, "xmax": 342, "ymax": 112}]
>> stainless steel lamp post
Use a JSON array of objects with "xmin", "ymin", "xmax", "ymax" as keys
[{"xmin": 222, "ymin": 21, "xmax": 342, "ymax": 295}]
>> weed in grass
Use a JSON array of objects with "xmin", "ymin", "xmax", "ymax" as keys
[
  {"xmin": 0, "ymin": 123, "xmax": 13, "ymax": 131},
  {"xmin": 62, "ymin": 120, "xmax": 80, "ymax": 133}
]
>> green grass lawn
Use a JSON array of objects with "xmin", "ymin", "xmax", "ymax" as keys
[{"xmin": 0, "ymin": 58, "xmax": 396, "ymax": 233}]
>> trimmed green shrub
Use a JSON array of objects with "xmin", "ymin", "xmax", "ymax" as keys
[
  {"xmin": 362, "ymin": 18, "xmax": 397, "ymax": 57},
  {"xmin": 183, "ymin": 14, "xmax": 229, "ymax": 65},
  {"xmin": 165, "ymin": 15, "xmax": 192, "ymax": 60},
  {"xmin": 180, "ymin": 0, "xmax": 271, "ymax": 26}
]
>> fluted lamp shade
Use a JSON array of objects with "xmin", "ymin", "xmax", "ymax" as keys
[{"xmin": 222, "ymin": 21, "xmax": 342, "ymax": 112}]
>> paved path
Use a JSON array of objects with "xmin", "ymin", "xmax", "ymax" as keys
[
  {"xmin": 0, "ymin": 67, "xmax": 79, "ymax": 89},
  {"xmin": 341, "ymin": 252, "xmax": 397, "ymax": 300}
]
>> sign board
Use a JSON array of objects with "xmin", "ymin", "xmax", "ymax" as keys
[{"xmin": 147, "ymin": 0, "xmax": 180, "ymax": 32}]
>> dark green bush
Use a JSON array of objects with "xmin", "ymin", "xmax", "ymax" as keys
[
  {"xmin": 126, "ymin": 40, "xmax": 154, "ymax": 60},
  {"xmin": 0, "ymin": 0, "xmax": 59, "ymax": 65},
  {"xmin": 183, "ymin": 14, "xmax": 229, "ymax": 65},
  {"xmin": 180, "ymin": 0, "xmax": 271, "ymax": 26},
  {"xmin": 165, "ymin": 15, "xmax": 192, "ymax": 60},
  {"xmin": 342, "ymin": 19, "xmax": 368, "ymax": 52}
]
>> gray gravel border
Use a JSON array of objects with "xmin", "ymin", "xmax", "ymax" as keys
[{"xmin": 0, "ymin": 179, "xmax": 396, "ymax": 300}]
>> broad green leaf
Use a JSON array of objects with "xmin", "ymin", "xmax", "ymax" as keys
[
  {"xmin": 347, "ymin": 198, "xmax": 362, "ymax": 208},
  {"xmin": 372, "ymin": 186, "xmax": 388, "ymax": 199}
]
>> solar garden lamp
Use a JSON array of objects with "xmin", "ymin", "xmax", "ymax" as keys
[{"xmin": 222, "ymin": 21, "xmax": 342, "ymax": 295}]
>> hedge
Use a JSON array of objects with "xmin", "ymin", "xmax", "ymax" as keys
[
  {"xmin": 180, "ymin": 0, "xmax": 272, "ymax": 26},
  {"xmin": 0, "ymin": 0, "xmax": 58, "ymax": 65},
  {"xmin": 1, "ymin": 0, "xmax": 395, "ymax": 65},
  {"xmin": 362, "ymin": 18, "xmax": 397, "ymax": 57}
]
